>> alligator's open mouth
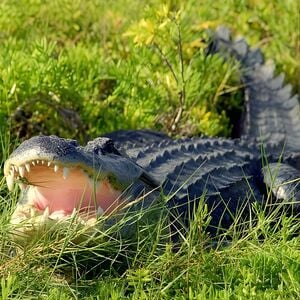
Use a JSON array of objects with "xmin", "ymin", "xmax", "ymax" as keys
[{"xmin": 5, "ymin": 159, "xmax": 123, "ymax": 226}]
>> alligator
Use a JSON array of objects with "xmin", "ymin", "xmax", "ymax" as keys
[{"xmin": 4, "ymin": 27, "xmax": 300, "ymax": 241}]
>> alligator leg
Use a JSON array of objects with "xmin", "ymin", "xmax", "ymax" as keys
[{"xmin": 262, "ymin": 163, "xmax": 300, "ymax": 210}]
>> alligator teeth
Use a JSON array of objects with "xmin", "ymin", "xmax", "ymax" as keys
[
  {"xmin": 86, "ymin": 217, "xmax": 97, "ymax": 226},
  {"xmin": 32, "ymin": 161, "xmax": 36, "ymax": 166},
  {"xmin": 41, "ymin": 160, "xmax": 45, "ymax": 165},
  {"xmin": 49, "ymin": 210, "xmax": 66, "ymax": 220},
  {"xmin": 25, "ymin": 163, "xmax": 31, "ymax": 172},
  {"xmin": 18, "ymin": 183, "xmax": 26, "ymax": 190},
  {"xmin": 30, "ymin": 208, "xmax": 36, "ymax": 218},
  {"xmin": 97, "ymin": 206, "xmax": 104, "ymax": 216},
  {"xmin": 88, "ymin": 177, "xmax": 96, "ymax": 190},
  {"xmin": 47, "ymin": 162, "xmax": 51, "ymax": 167},
  {"xmin": 54, "ymin": 164, "xmax": 59, "ymax": 172},
  {"xmin": 14, "ymin": 166, "xmax": 18, "ymax": 172},
  {"xmin": 71, "ymin": 208, "xmax": 77, "ymax": 218},
  {"xmin": 6, "ymin": 174, "xmax": 14, "ymax": 191},
  {"xmin": 63, "ymin": 167, "xmax": 69, "ymax": 179},
  {"xmin": 41, "ymin": 207, "xmax": 50, "ymax": 221},
  {"xmin": 19, "ymin": 166, "xmax": 25, "ymax": 177},
  {"xmin": 36, "ymin": 160, "xmax": 40, "ymax": 164}
]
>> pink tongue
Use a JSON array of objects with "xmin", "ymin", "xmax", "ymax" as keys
[
  {"xmin": 28, "ymin": 185, "xmax": 96, "ymax": 214},
  {"xmin": 24, "ymin": 166, "xmax": 123, "ymax": 215}
]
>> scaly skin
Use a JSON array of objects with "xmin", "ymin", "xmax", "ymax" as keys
[{"xmin": 4, "ymin": 27, "xmax": 300, "ymax": 240}]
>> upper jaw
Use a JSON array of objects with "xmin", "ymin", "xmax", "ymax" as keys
[
  {"xmin": 4, "ymin": 156, "xmax": 112, "ymax": 193},
  {"xmin": 5, "ymin": 158, "xmax": 69, "ymax": 191},
  {"xmin": 4, "ymin": 135, "xmax": 149, "ymax": 190}
]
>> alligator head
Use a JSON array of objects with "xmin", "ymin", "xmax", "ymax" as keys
[{"xmin": 4, "ymin": 135, "xmax": 159, "ymax": 239}]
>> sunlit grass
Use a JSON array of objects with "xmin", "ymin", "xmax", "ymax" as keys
[{"xmin": 0, "ymin": 0, "xmax": 298, "ymax": 142}]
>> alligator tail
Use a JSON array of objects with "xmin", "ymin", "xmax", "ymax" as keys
[{"xmin": 207, "ymin": 26, "xmax": 300, "ymax": 153}]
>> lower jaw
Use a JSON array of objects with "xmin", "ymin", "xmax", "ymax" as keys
[
  {"xmin": 10, "ymin": 204, "xmax": 100, "ymax": 243},
  {"xmin": 11, "ymin": 203, "xmax": 100, "ymax": 224}
]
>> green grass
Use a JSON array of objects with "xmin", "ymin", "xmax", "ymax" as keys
[
  {"xmin": 0, "ymin": 0, "xmax": 298, "ymax": 142},
  {"xmin": 0, "ymin": 0, "xmax": 299, "ymax": 299},
  {"xmin": 0, "ymin": 171, "xmax": 299, "ymax": 299}
]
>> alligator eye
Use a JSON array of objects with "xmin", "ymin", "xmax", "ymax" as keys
[
  {"xmin": 65, "ymin": 139, "xmax": 79, "ymax": 146},
  {"xmin": 85, "ymin": 137, "xmax": 121, "ymax": 156}
]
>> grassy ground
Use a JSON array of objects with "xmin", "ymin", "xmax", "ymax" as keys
[
  {"xmin": 0, "ymin": 0, "xmax": 299, "ymax": 299},
  {"xmin": 0, "ymin": 0, "xmax": 299, "ymax": 142}
]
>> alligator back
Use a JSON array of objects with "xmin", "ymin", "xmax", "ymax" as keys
[
  {"xmin": 105, "ymin": 28, "xmax": 300, "ymax": 235},
  {"xmin": 127, "ymin": 137, "xmax": 292, "ymax": 234}
]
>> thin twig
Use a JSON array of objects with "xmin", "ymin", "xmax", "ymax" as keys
[
  {"xmin": 171, "ymin": 21, "xmax": 186, "ymax": 132},
  {"xmin": 177, "ymin": 20, "xmax": 185, "ymax": 104},
  {"xmin": 153, "ymin": 43, "xmax": 178, "ymax": 84}
]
